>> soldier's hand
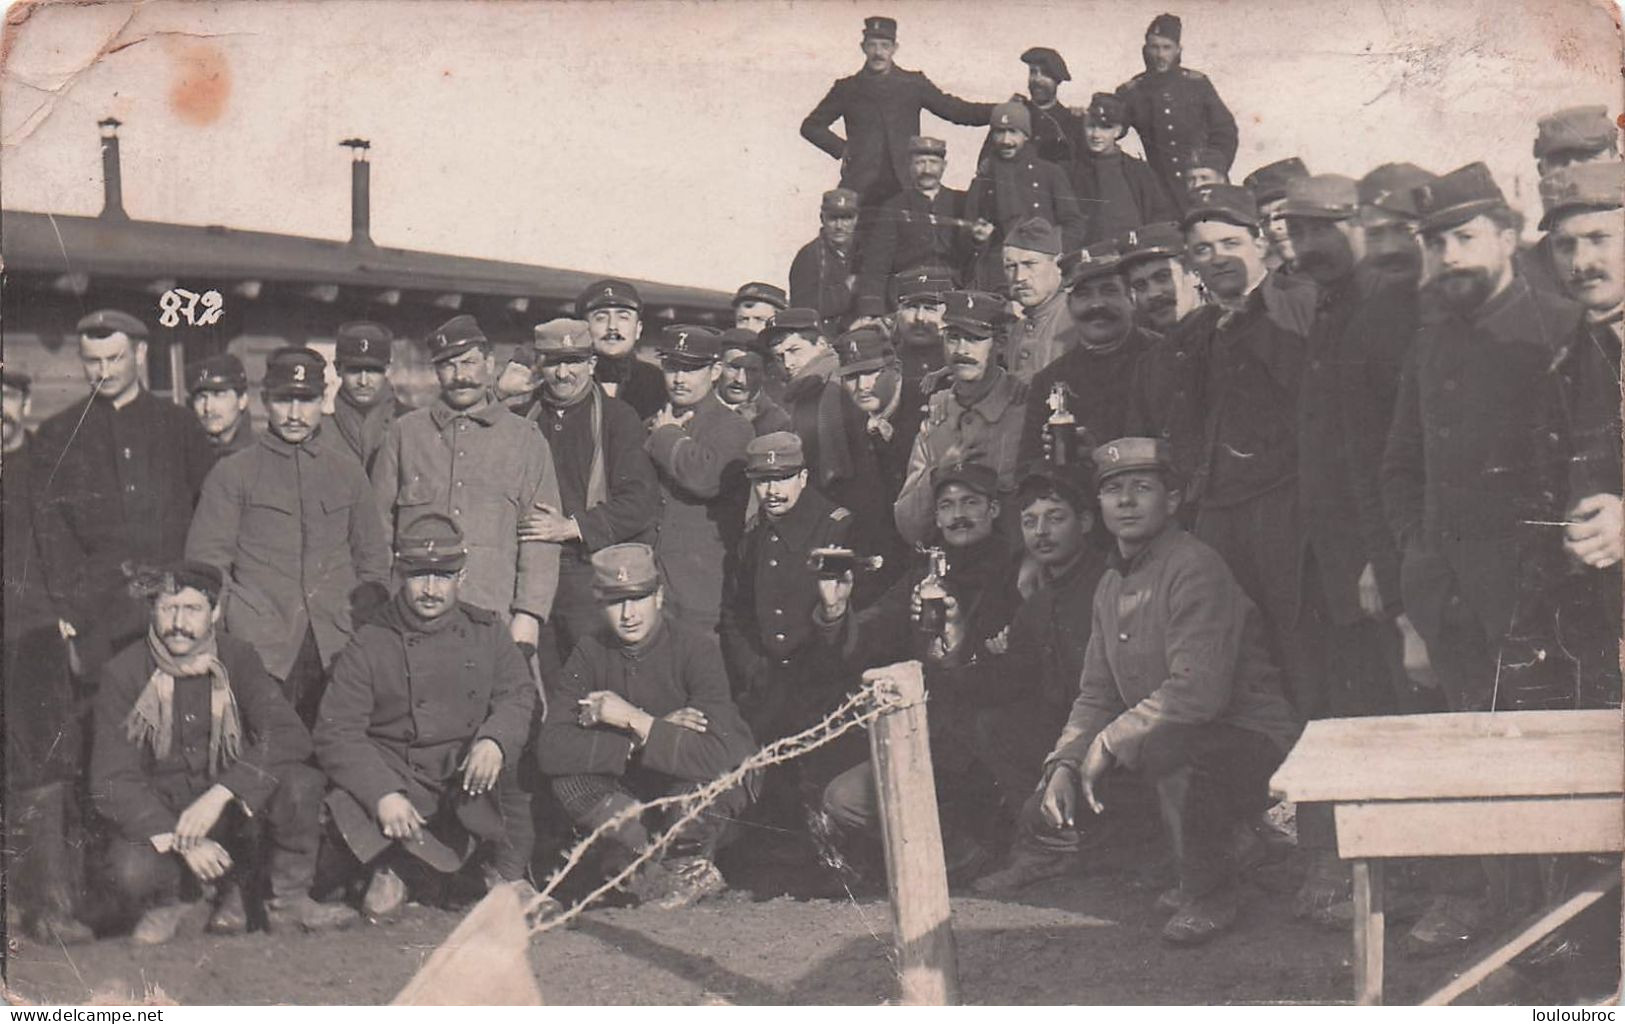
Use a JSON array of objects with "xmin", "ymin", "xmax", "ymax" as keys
[
  {"xmin": 816, "ymin": 570, "xmax": 855, "ymax": 621},
  {"xmin": 663, "ymin": 707, "xmax": 709, "ymax": 733},
  {"xmin": 460, "ymin": 738, "xmax": 504, "ymax": 795},
  {"xmin": 985, "ymin": 625, "xmax": 1010, "ymax": 656},
  {"xmin": 650, "ymin": 404, "xmax": 685, "ymax": 431},
  {"xmin": 1079, "ymin": 734, "xmax": 1113, "ymax": 816},
  {"xmin": 377, "ymin": 792, "xmax": 427, "ymax": 842},
  {"xmin": 971, "ymin": 219, "xmax": 995, "ymax": 244},
  {"xmin": 1395, "ymin": 613, "xmax": 1438, "ymax": 690},
  {"xmin": 1357, "ymin": 562, "xmax": 1385, "ymax": 619},
  {"xmin": 180, "ymin": 838, "xmax": 233, "ymax": 882},
  {"xmin": 591, "ymin": 691, "xmax": 641, "ymax": 730},
  {"xmin": 519, "ymin": 502, "xmax": 581, "ymax": 543},
  {"xmin": 938, "ymin": 594, "xmax": 965, "ymax": 654},
  {"xmin": 1040, "ymin": 763, "xmax": 1079, "ymax": 831},
  {"xmin": 173, "ymin": 783, "xmax": 233, "ymax": 852},
  {"xmin": 57, "ymin": 619, "xmax": 78, "ymax": 640},
  {"xmin": 1565, "ymin": 494, "xmax": 1624, "ymax": 569}
]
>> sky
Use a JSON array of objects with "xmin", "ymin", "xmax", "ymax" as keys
[{"xmin": 2, "ymin": 0, "xmax": 1620, "ymax": 295}]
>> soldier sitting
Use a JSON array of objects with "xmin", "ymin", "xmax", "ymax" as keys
[
  {"xmin": 90, "ymin": 561, "xmax": 357, "ymax": 944},
  {"xmin": 314, "ymin": 513, "xmax": 537, "ymax": 921},
  {"xmin": 539, "ymin": 543, "xmax": 757, "ymax": 909}
]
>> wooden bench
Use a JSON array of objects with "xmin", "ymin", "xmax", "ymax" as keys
[{"xmin": 1270, "ymin": 710, "xmax": 1624, "ymax": 1005}]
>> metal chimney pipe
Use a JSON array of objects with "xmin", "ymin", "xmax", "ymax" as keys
[
  {"xmin": 341, "ymin": 138, "xmax": 372, "ymax": 246},
  {"xmin": 98, "ymin": 117, "xmax": 128, "ymax": 220}
]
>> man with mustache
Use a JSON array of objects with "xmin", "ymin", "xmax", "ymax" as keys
[
  {"xmin": 3, "ymin": 369, "xmax": 95, "ymax": 946},
  {"xmin": 816, "ymin": 460, "xmax": 1023, "ymax": 885},
  {"xmin": 716, "ymin": 328, "xmax": 792, "ymax": 435},
  {"xmin": 1522, "ymin": 106, "xmax": 1621, "ymax": 296},
  {"xmin": 316, "ymin": 514, "xmax": 539, "ymax": 920},
  {"xmin": 801, "ymin": 16, "xmax": 992, "ymax": 237},
  {"xmin": 1180, "ymin": 148, "xmax": 1230, "ymax": 193},
  {"xmin": 857, "ymin": 136, "xmax": 973, "ymax": 316},
  {"xmin": 1356, "ymin": 163, "xmax": 1435, "ymax": 287},
  {"xmin": 1116, "ymin": 13, "xmax": 1238, "ymax": 205},
  {"xmin": 891, "ymin": 264, "xmax": 954, "ymax": 386},
  {"xmin": 997, "ymin": 217, "xmax": 1077, "ymax": 382},
  {"xmin": 646, "ymin": 325, "xmax": 755, "ymax": 632},
  {"xmin": 185, "ymin": 355, "xmax": 255, "ymax": 456},
  {"xmin": 540, "ymin": 542, "xmax": 756, "ymax": 909},
  {"xmin": 34, "ymin": 310, "xmax": 217, "ymax": 679},
  {"xmin": 721, "ymin": 433, "xmax": 856, "ymax": 752},
  {"xmin": 973, "ymin": 47, "xmax": 1085, "ymax": 173},
  {"xmin": 579, "ymin": 279, "xmax": 668, "ymax": 420},
  {"xmin": 1074, "ymin": 92, "xmax": 1178, "ymax": 244},
  {"xmin": 1174, "ymin": 185, "xmax": 1312, "ymax": 713},
  {"xmin": 790, "ymin": 189, "xmax": 863, "ymax": 337},
  {"xmin": 1242, "ymin": 157, "xmax": 1310, "ymax": 273},
  {"xmin": 1380, "ymin": 164, "xmax": 1583, "ymax": 956},
  {"xmin": 516, "ymin": 319, "xmax": 660, "ymax": 676},
  {"xmin": 761, "ymin": 309, "xmax": 892, "ymax": 585},
  {"xmin": 1010, "ymin": 439, "xmax": 1300, "ymax": 943},
  {"xmin": 186, "ymin": 347, "xmax": 391, "ymax": 729},
  {"xmin": 92, "ymin": 561, "xmax": 356, "ymax": 943},
  {"xmin": 1020, "ymin": 240, "xmax": 1158, "ymax": 468},
  {"xmin": 1119, "ymin": 220, "xmax": 1206, "ymax": 333},
  {"xmin": 330, "ymin": 321, "xmax": 413, "ymax": 476},
  {"xmin": 1539, "ymin": 160, "xmax": 1624, "ymax": 708},
  {"xmin": 894, "ymin": 290, "xmax": 1029, "ymax": 547},
  {"xmin": 836, "ymin": 324, "xmax": 922, "ymax": 499},
  {"xmin": 966, "ymin": 103, "xmax": 1087, "ymax": 289}
]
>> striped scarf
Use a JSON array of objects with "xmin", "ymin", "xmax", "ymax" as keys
[{"xmin": 124, "ymin": 627, "xmax": 242, "ymax": 775}]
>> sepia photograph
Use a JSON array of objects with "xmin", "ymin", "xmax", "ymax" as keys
[{"xmin": 0, "ymin": 0, "xmax": 1622, "ymax": 1007}]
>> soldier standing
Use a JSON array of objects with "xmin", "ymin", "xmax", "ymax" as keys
[
  {"xmin": 330, "ymin": 321, "xmax": 412, "ymax": 476},
  {"xmin": 1073, "ymin": 92, "xmax": 1178, "ymax": 244},
  {"xmin": 580, "ymin": 279, "xmax": 669, "ymax": 420},
  {"xmin": 33, "ymin": 310, "xmax": 216, "ymax": 677},
  {"xmin": 789, "ymin": 189, "xmax": 863, "ymax": 336},
  {"xmin": 645, "ymin": 325, "xmax": 755, "ymax": 632},
  {"xmin": 997, "ymin": 217, "xmax": 1078, "ymax": 382},
  {"xmin": 857, "ymin": 136, "xmax": 973, "ymax": 314},
  {"xmin": 1242, "ymin": 157, "xmax": 1310, "ymax": 273},
  {"xmin": 731, "ymin": 282, "xmax": 789, "ymax": 335},
  {"xmin": 967, "ymin": 103, "xmax": 1088, "ymax": 287},
  {"xmin": 185, "ymin": 355, "xmax": 255, "ymax": 456},
  {"xmin": 716, "ymin": 328, "xmax": 793, "ymax": 435},
  {"xmin": 1116, "ymin": 13, "xmax": 1239, "ymax": 204},
  {"xmin": 186, "ymin": 346, "xmax": 392, "ymax": 727}
]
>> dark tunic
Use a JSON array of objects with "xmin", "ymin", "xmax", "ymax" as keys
[
  {"xmin": 33, "ymin": 390, "xmax": 216, "ymax": 668},
  {"xmin": 1072, "ymin": 151, "xmax": 1179, "ymax": 244},
  {"xmin": 90, "ymin": 633, "xmax": 310, "ymax": 841},
  {"xmin": 789, "ymin": 235, "xmax": 858, "ymax": 336},
  {"xmin": 594, "ymin": 355, "xmax": 667, "ymax": 421},
  {"xmin": 1018, "ymin": 326, "xmax": 1158, "ymax": 467},
  {"xmin": 857, "ymin": 186, "xmax": 973, "ymax": 310},
  {"xmin": 1115, "ymin": 65, "xmax": 1239, "ymax": 198},
  {"xmin": 531, "ymin": 386, "xmax": 660, "ymax": 554}
]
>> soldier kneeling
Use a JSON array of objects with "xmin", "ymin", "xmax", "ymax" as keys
[
  {"xmin": 539, "ymin": 543, "xmax": 757, "ymax": 909},
  {"xmin": 90, "ymin": 561, "xmax": 357, "ymax": 944},
  {"xmin": 314, "ymin": 513, "xmax": 538, "ymax": 921}
]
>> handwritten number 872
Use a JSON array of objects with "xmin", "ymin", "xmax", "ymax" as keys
[{"xmin": 158, "ymin": 288, "xmax": 225, "ymax": 327}]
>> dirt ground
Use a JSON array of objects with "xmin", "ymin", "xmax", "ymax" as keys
[{"xmin": 7, "ymin": 821, "xmax": 1612, "ymax": 1006}]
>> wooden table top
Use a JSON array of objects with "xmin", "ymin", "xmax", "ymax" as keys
[{"xmin": 1270, "ymin": 710, "xmax": 1624, "ymax": 804}]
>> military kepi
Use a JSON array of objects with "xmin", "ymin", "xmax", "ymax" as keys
[
  {"xmin": 746, "ymin": 431, "xmax": 806, "ymax": 480},
  {"xmin": 1004, "ymin": 216, "xmax": 1062, "ymax": 255},
  {"xmin": 822, "ymin": 189, "xmax": 860, "ymax": 217},
  {"xmin": 426, "ymin": 314, "xmax": 488, "ymax": 364},
  {"xmin": 1538, "ymin": 161, "xmax": 1625, "ymax": 230},
  {"xmin": 1413, "ymin": 162, "xmax": 1507, "ymax": 234},
  {"xmin": 534, "ymin": 318, "xmax": 594, "ymax": 361},
  {"xmin": 1116, "ymin": 221, "xmax": 1184, "ymax": 264},
  {"xmin": 186, "ymin": 353, "xmax": 248, "ymax": 394},
  {"xmin": 578, "ymin": 278, "xmax": 642, "ymax": 314},
  {"xmin": 1534, "ymin": 105, "xmax": 1617, "ymax": 160},
  {"xmin": 1093, "ymin": 436, "xmax": 1173, "ymax": 484},
  {"xmin": 931, "ymin": 459, "xmax": 999, "ymax": 498},
  {"xmin": 160, "ymin": 559, "xmax": 224, "ymax": 601},
  {"xmin": 940, "ymin": 290, "xmax": 1006, "ymax": 339},
  {"xmin": 335, "ymin": 321, "xmax": 394, "ymax": 369},
  {"xmin": 396, "ymin": 512, "xmax": 467, "ymax": 572},
  {"xmin": 1279, "ymin": 174, "xmax": 1360, "ymax": 221},
  {"xmin": 77, "ymin": 309, "xmax": 148, "ymax": 340},
  {"xmin": 656, "ymin": 324, "xmax": 722, "ymax": 366},
  {"xmin": 263, "ymin": 346, "xmax": 327, "ymax": 399},
  {"xmin": 592, "ymin": 542, "xmax": 661, "ymax": 600},
  {"xmin": 863, "ymin": 15, "xmax": 896, "ymax": 39},
  {"xmin": 1183, "ymin": 183, "xmax": 1259, "ymax": 229},
  {"xmin": 835, "ymin": 325, "xmax": 895, "ymax": 376}
]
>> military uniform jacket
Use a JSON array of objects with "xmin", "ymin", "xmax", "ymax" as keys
[
  {"xmin": 965, "ymin": 145, "xmax": 1089, "ymax": 283},
  {"xmin": 1001, "ymin": 289, "xmax": 1080, "ymax": 383},
  {"xmin": 1019, "ymin": 327, "xmax": 1158, "ymax": 467},
  {"xmin": 531, "ymin": 385, "xmax": 660, "ymax": 566},
  {"xmin": 33, "ymin": 390, "xmax": 216, "ymax": 642},
  {"xmin": 1127, "ymin": 312, "xmax": 1209, "ymax": 493},
  {"xmin": 331, "ymin": 384, "xmax": 413, "ymax": 477},
  {"xmin": 3, "ymin": 438, "xmax": 57, "ymax": 638},
  {"xmin": 373, "ymin": 398, "xmax": 563, "ymax": 620},
  {"xmin": 1049, "ymin": 526, "xmax": 1301, "ymax": 773},
  {"xmin": 722, "ymin": 488, "xmax": 853, "ymax": 671},
  {"xmin": 1551, "ymin": 314, "xmax": 1623, "ymax": 504},
  {"xmin": 789, "ymin": 235, "xmax": 858, "ymax": 336},
  {"xmin": 1297, "ymin": 271, "xmax": 1416, "ymax": 624},
  {"xmin": 209, "ymin": 419, "xmax": 257, "ymax": 458},
  {"xmin": 1380, "ymin": 278, "xmax": 1579, "ymax": 645},
  {"xmin": 1073, "ymin": 151, "xmax": 1179, "ymax": 243},
  {"xmin": 91, "ymin": 633, "xmax": 311, "ymax": 841},
  {"xmin": 537, "ymin": 615, "xmax": 756, "ymax": 784},
  {"xmin": 801, "ymin": 65, "xmax": 993, "ymax": 203},
  {"xmin": 185, "ymin": 429, "xmax": 392, "ymax": 680},
  {"xmin": 315, "ymin": 598, "xmax": 536, "ymax": 815},
  {"xmin": 1115, "ymin": 65, "xmax": 1238, "ymax": 192},
  {"xmin": 594, "ymin": 356, "xmax": 668, "ymax": 422},
  {"xmin": 858, "ymin": 187, "xmax": 973, "ymax": 307},
  {"xmin": 894, "ymin": 368, "xmax": 1030, "ymax": 547}
]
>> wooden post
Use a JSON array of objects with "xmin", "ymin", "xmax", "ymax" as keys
[
  {"xmin": 1351, "ymin": 858, "xmax": 1385, "ymax": 1006},
  {"xmin": 865, "ymin": 660, "xmax": 961, "ymax": 1006},
  {"xmin": 392, "ymin": 883, "xmax": 544, "ymax": 1005}
]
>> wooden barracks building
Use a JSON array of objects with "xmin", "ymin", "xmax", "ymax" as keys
[{"xmin": 2, "ymin": 118, "xmax": 732, "ymax": 422}]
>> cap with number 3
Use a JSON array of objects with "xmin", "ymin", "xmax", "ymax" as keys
[{"xmin": 263, "ymin": 346, "xmax": 327, "ymax": 398}]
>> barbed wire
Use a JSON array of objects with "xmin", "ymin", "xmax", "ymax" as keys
[{"xmin": 526, "ymin": 679, "xmax": 924, "ymax": 936}]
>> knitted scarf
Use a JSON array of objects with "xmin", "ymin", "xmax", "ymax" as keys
[
  {"xmin": 124, "ymin": 627, "xmax": 241, "ymax": 775},
  {"xmin": 333, "ymin": 379, "xmax": 399, "ymax": 467},
  {"xmin": 540, "ymin": 381, "xmax": 607, "ymax": 510},
  {"xmin": 784, "ymin": 350, "xmax": 856, "ymax": 489}
]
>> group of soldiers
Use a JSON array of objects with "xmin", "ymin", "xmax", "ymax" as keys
[{"xmin": 0, "ymin": 10, "xmax": 1619, "ymax": 983}]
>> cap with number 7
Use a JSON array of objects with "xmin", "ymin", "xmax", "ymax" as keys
[{"xmin": 263, "ymin": 345, "xmax": 328, "ymax": 398}]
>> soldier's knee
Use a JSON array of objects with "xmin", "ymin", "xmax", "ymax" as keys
[
  {"xmin": 264, "ymin": 761, "xmax": 327, "ymax": 828},
  {"xmin": 821, "ymin": 763, "xmax": 877, "ymax": 832},
  {"xmin": 105, "ymin": 841, "xmax": 178, "ymax": 903}
]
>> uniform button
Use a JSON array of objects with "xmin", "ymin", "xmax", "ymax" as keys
[
  {"xmin": 456, "ymin": 480, "xmax": 464, "ymax": 487},
  {"xmin": 774, "ymin": 632, "xmax": 786, "ymax": 642},
  {"xmin": 123, "ymin": 447, "xmax": 132, "ymax": 458},
  {"xmin": 1118, "ymin": 632, "xmax": 1130, "ymax": 642},
  {"xmin": 773, "ymin": 608, "xmax": 784, "ymax": 616},
  {"xmin": 768, "ymin": 559, "xmax": 778, "ymax": 567},
  {"xmin": 184, "ymin": 713, "xmax": 197, "ymax": 723}
]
